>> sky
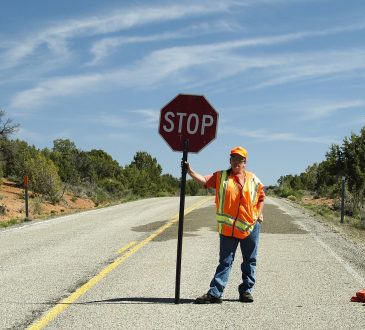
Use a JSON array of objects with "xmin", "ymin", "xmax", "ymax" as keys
[{"xmin": 1, "ymin": 0, "xmax": 365, "ymax": 186}]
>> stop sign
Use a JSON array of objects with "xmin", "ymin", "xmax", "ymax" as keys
[{"xmin": 159, "ymin": 94, "xmax": 219, "ymax": 153}]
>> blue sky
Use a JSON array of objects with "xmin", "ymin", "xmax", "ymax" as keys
[{"xmin": 1, "ymin": 0, "xmax": 365, "ymax": 186}]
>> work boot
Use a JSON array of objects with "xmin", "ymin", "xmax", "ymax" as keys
[
  {"xmin": 239, "ymin": 292, "xmax": 254, "ymax": 303},
  {"xmin": 194, "ymin": 293, "xmax": 222, "ymax": 304}
]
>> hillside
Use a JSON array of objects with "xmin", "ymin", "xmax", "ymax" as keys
[{"xmin": 0, "ymin": 179, "xmax": 95, "ymax": 225}]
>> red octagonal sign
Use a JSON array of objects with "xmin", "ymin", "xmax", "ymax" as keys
[{"xmin": 159, "ymin": 94, "xmax": 219, "ymax": 153}]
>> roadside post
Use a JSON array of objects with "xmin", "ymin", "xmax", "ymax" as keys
[
  {"xmin": 340, "ymin": 176, "xmax": 345, "ymax": 224},
  {"xmin": 24, "ymin": 175, "xmax": 30, "ymax": 221},
  {"xmin": 159, "ymin": 94, "xmax": 218, "ymax": 304}
]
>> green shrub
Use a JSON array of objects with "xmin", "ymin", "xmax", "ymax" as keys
[
  {"xmin": 156, "ymin": 191, "xmax": 170, "ymax": 197},
  {"xmin": 99, "ymin": 178, "xmax": 124, "ymax": 198},
  {"xmin": 0, "ymin": 218, "xmax": 19, "ymax": 227},
  {"xmin": 31, "ymin": 196, "xmax": 43, "ymax": 215},
  {"xmin": 24, "ymin": 153, "xmax": 62, "ymax": 203},
  {"xmin": 92, "ymin": 188, "xmax": 110, "ymax": 206},
  {"xmin": 317, "ymin": 206, "xmax": 330, "ymax": 216}
]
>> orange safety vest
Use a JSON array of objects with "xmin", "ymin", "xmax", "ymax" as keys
[{"xmin": 215, "ymin": 170, "xmax": 263, "ymax": 239}]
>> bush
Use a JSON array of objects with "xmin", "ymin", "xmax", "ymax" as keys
[
  {"xmin": 156, "ymin": 191, "xmax": 170, "ymax": 197},
  {"xmin": 31, "ymin": 196, "xmax": 43, "ymax": 215},
  {"xmin": 0, "ymin": 218, "xmax": 19, "ymax": 228},
  {"xmin": 276, "ymin": 187, "xmax": 304, "ymax": 199},
  {"xmin": 24, "ymin": 153, "xmax": 62, "ymax": 203},
  {"xmin": 99, "ymin": 178, "xmax": 124, "ymax": 198},
  {"xmin": 186, "ymin": 179, "xmax": 200, "ymax": 196},
  {"xmin": 91, "ymin": 188, "xmax": 110, "ymax": 206},
  {"xmin": 317, "ymin": 205, "xmax": 330, "ymax": 216}
]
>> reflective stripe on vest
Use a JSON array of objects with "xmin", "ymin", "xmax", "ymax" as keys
[
  {"xmin": 217, "ymin": 170, "xmax": 228, "ymax": 215},
  {"xmin": 216, "ymin": 213, "xmax": 254, "ymax": 232},
  {"xmin": 250, "ymin": 177, "xmax": 261, "ymax": 205}
]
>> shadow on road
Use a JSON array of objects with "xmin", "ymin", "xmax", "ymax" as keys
[
  {"xmin": 79, "ymin": 297, "xmax": 245, "ymax": 305},
  {"xmin": 81, "ymin": 297, "xmax": 195, "ymax": 304},
  {"xmin": 131, "ymin": 205, "xmax": 216, "ymax": 241}
]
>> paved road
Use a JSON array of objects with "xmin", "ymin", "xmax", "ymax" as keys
[{"xmin": 1, "ymin": 196, "xmax": 364, "ymax": 329}]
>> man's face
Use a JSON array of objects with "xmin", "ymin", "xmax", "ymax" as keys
[{"xmin": 230, "ymin": 154, "xmax": 246, "ymax": 174}]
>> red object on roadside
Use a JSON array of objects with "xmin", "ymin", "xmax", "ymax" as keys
[
  {"xmin": 351, "ymin": 289, "xmax": 365, "ymax": 302},
  {"xmin": 24, "ymin": 175, "xmax": 28, "ymax": 187}
]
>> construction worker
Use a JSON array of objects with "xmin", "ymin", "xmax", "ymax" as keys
[{"xmin": 185, "ymin": 146, "xmax": 265, "ymax": 303}]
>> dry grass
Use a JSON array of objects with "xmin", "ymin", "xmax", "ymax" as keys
[{"xmin": 299, "ymin": 196, "xmax": 365, "ymax": 248}]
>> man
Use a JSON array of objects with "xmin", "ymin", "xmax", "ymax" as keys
[{"xmin": 185, "ymin": 146, "xmax": 265, "ymax": 303}]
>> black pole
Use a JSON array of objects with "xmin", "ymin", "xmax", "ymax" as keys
[
  {"xmin": 175, "ymin": 139, "xmax": 189, "ymax": 304},
  {"xmin": 340, "ymin": 176, "xmax": 345, "ymax": 224}
]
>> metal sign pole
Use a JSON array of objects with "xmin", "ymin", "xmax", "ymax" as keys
[{"xmin": 175, "ymin": 139, "xmax": 189, "ymax": 304}]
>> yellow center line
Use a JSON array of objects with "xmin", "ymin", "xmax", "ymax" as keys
[
  {"xmin": 117, "ymin": 241, "xmax": 137, "ymax": 254},
  {"xmin": 28, "ymin": 196, "xmax": 213, "ymax": 330}
]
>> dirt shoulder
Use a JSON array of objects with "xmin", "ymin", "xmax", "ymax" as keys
[
  {"xmin": 0, "ymin": 179, "xmax": 95, "ymax": 225},
  {"xmin": 277, "ymin": 195, "xmax": 365, "ymax": 250}
]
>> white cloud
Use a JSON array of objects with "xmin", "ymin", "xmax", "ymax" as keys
[
  {"xmin": 222, "ymin": 126, "xmax": 335, "ymax": 144},
  {"xmin": 299, "ymin": 100, "xmax": 365, "ymax": 120},
  {"xmin": 88, "ymin": 32, "xmax": 185, "ymax": 67},
  {"xmin": 88, "ymin": 20, "xmax": 243, "ymax": 66},
  {"xmin": 11, "ymin": 73, "xmax": 105, "ymax": 109},
  {"xmin": 247, "ymin": 49, "xmax": 365, "ymax": 90},
  {"xmin": 9, "ymin": 14, "xmax": 365, "ymax": 110},
  {"xmin": 0, "ymin": 1, "xmax": 242, "ymax": 70},
  {"xmin": 11, "ymin": 44, "xmax": 365, "ymax": 110},
  {"xmin": 2, "ymin": 0, "xmax": 356, "ymax": 71}
]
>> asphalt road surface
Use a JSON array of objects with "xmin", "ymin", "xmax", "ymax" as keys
[{"xmin": 1, "ymin": 196, "xmax": 364, "ymax": 329}]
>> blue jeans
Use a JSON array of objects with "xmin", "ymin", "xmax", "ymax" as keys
[{"xmin": 208, "ymin": 222, "xmax": 260, "ymax": 298}]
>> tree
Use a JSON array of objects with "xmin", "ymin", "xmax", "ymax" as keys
[
  {"xmin": 50, "ymin": 139, "xmax": 80, "ymax": 184},
  {"xmin": 186, "ymin": 179, "xmax": 201, "ymax": 196},
  {"xmin": 0, "ymin": 139, "xmax": 38, "ymax": 181},
  {"xmin": 159, "ymin": 174, "xmax": 179, "ymax": 195},
  {"xmin": 130, "ymin": 151, "xmax": 162, "ymax": 178},
  {"xmin": 86, "ymin": 149, "xmax": 122, "ymax": 181},
  {"xmin": 300, "ymin": 163, "xmax": 318, "ymax": 192},
  {"xmin": 124, "ymin": 151, "xmax": 171, "ymax": 197},
  {"xmin": 315, "ymin": 144, "xmax": 343, "ymax": 196},
  {"xmin": 0, "ymin": 110, "xmax": 19, "ymax": 139},
  {"xmin": 126, "ymin": 151, "xmax": 163, "ymax": 196},
  {"xmin": 342, "ymin": 128, "xmax": 365, "ymax": 213},
  {"xmin": 24, "ymin": 152, "xmax": 62, "ymax": 203},
  {"xmin": 123, "ymin": 165, "xmax": 151, "ymax": 197},
  {"xmin": 0, "ymin": 111, "xmax": 20, "ymax": 177}
]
